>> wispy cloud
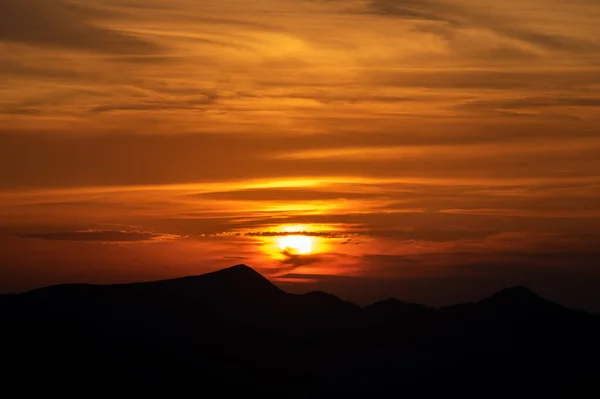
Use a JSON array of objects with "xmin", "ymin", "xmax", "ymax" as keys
[
  {"xmin": 19, "ymin": 229, "xmax": 181, "ymax": 243},
  {"xmin": 245, "ymin": 231, "xmax": 354, "ymax": 238},
  {"xmin": 359, "ymin": 0, "xmax": 600, "ymax": 55},
  {"xmin": 0, "ymin": 0, "xmax": 159, "ymax": 54}
]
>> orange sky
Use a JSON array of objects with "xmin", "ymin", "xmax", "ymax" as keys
[{"xmin": 1, "ymin": 0, "xmax": 600, "ymax": 309}]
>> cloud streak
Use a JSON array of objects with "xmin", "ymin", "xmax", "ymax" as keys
[
  {"xmin": 0, "ymin": 0, "xmax": 159, "ymax": 54},
  {"xmin": 360, "ymin": 0, "xmax": 600, "ymax": 54},
  {"xmin": 19, "ymin": 230, "xmax": 180, "ymax": 243},
  {"xmin": 245, "ymin": 231, "xmax": 354, "ymax": 238}
]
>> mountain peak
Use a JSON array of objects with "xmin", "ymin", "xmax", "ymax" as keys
[
  {"xmin": 221, "ymin": 264, "xmax": 258, "ymax": 274},
  {"xmin": 365, "ymin": 297, "xmax": 405, "ymax": 310},
  {"xmin": 499, "ymin": 286, "xmax": 535, "ymax": 295},
  {"xmin": 480, "ymin": 286, "xmax": 557, "ymax": 309},
  {"xmin": 487, "ymin": 286, "xmax": 537, "ymax": 299},
  {"xmin": 203, "ymin": 264, "xmax": 268, "ymax": 280},
  {"xmin": 200, "ymin": 264, "xmax": 278, "ymax": 289}
]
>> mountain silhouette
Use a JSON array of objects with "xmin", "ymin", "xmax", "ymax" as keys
[
  {"xmin": 2, "ymin": 265, "xmax": 599, "ymax": 397},
  {"xmin": 479, "ymin": 285, "xmax": 562, "ymax": 308}
]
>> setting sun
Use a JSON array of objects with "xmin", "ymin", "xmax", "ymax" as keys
[{"xmin": 278, "ymin": 235, "xmax": 313, "ymax": 255}]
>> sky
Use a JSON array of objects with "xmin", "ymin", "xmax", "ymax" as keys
[{"xmin": 1, "ymin": 0, "xmax": 600, "ymax": 310}]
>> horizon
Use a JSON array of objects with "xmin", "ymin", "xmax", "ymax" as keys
[
  {"xmin": 2, "ymin": 262, "xmax": 596, "ymax": 312},
  {"xmin": 1, "ymin": 0, "xmax": 600, "ymax": 312}
]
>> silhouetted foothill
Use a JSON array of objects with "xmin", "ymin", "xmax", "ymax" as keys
[
  {"xmin": 480, "ymin": 286, "xmax": 556, "ymax": 307},
  {"xmin": 2, "ymin": 265, "xmax": 599, "ymax": 397}
]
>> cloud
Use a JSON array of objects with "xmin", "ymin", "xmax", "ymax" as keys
[
  {"xmin": 359, "ymin": 0, "xmax": 599, "ymax": 54},
  {"xmin": 195, "ymin": 187, "xmax": 383, "ymax": 201},
  {"xmin": 235, "ymin": 91, "xmax": 423, "ymax": 105},
  {"xmin": 0, "ymin": 0, "xmax": 159, "ymax": 54},
  {"xmin": 19, "ymin": 229, "xmax": 180, "ymax": 243},
  {"xmin": 277, "ymin": 251, "xmax": 324, "ymax": 271},
  {"xmin": 277, "ymin": 273, "xmax": 362, "ymax": 282},
  {"xmin": 245, "ymin": 231, "xmax": 355, "ymax": 238},
  {"xmin": 454, "ymin": 97, "xmax": 600, "ymax": 114},
  {"xmin": 357, "ymin": 250, "xmax": 600, "ymax": 279},
  {"xmin": 90, "ymin": 94, "xmax": 217, "ymax": 113},
  {"xmin": 369, "ymin": 69, "xmax": 600, "ymax": 91},
  {"xmin": 0, "ymin": 108, "xmax": 42, "ymax": 115},
  {"xmin": 361, "ymin": 0, "xmax": 455, "ymax": 21}
]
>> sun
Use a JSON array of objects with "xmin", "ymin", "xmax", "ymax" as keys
[{"xmin": 278, "ymin": 235, "xmax": 313, "ymax": 255}]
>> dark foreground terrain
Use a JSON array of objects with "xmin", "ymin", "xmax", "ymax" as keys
[{"xmin": 2, "ymin": 265, "xmax": 599, "ymax": 397}]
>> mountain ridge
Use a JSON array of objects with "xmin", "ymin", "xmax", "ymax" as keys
[
  {"xmin": 3, "ymin": 264, "xmax": 600, "ymax": 397},
  {"xmin": 6, "ymin": 264, "xmax": 576, "ymax": 312}
]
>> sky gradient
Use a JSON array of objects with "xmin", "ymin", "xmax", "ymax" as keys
[{"xmin": 1, "ymin": 0, "xmax": 600, "ymax": 309}]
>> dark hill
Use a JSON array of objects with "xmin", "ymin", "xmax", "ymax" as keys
[{"xmin": 2, "ymin": 265, "xmax": 599, "ymax": 397}]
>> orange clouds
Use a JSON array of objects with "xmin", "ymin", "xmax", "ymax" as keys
[{"xmin": 1, "ymin": 0, "xmax": 600, "ymax": 309}]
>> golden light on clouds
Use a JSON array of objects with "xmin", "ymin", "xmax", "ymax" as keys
[{"xmin": 1, "ymin": 0, "xmax": 600, "ymax": 309}]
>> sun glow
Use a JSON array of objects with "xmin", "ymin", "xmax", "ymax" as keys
[
  {"xmin": 258, "ymin": 224, "xmax": 335, "ymax": 260},
  {"xmin": 278, "ymin": 235, "xmax": 313, "ymax": 255}
]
